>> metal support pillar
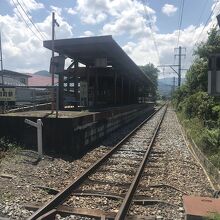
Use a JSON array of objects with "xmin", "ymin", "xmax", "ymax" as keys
[
  {"xmin": 128, "ymin": 80, "xmax": 131, "ymax": 104},
  {"xmin": 114, "ymin": 72, "xmax": 117, "ymax": 105},
  {"xmin": 94, "ymin": 71, "xmax": 99, "ymax": 106},
  {"xmin": 133, "ymin": 82, "xmax": 136, "ymax": 103},
  {"xmin": 121, "ymin": 76, "xmax": 124, "ymax": 105},
  {"xmin": 86, "ymin": 66, "xmax": 90, "ymax": 106},
  {"xmin": 178, "ymin": 46, "xmax": 181, "ymax": 87},
  {"xmin": 74, "ymin": 61, "xmax": 79, "ymax": 108},
  {"xmin": 174, "ymin": 46, "xmax": 186, "ymax": 87},
  {"xmin": 59, "ymin": 73, "xmax": 64, "ymax": 110},
  {"xmin": 67, "ymin": 76, "xmax": 70, "ymax": 92}
]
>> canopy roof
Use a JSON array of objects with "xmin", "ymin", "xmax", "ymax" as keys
[{"xmin": 43, "ymin": 35, "xmax": 153, "ymax": 87}]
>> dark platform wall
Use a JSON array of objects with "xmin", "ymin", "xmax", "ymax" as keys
[{"xmin": 0, "ymin": 104, "xmax": 154, "ymax": 157}]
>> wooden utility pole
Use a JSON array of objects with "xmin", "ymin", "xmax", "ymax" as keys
[
  {"xmin": 51, "ymin": 12, "xmax": 59, "ymax": 114},
  {"xmin": 0, "ymin": 31, "xmax": 5, "ymax": 113},
  {"xmin": 0, "ymin": 31, "xmax": 3, "ymax": 72}
]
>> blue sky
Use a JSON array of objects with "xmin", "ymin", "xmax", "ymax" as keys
[{"xmin": 0, "ymin": 0, "xmax": 218, "ymax": 78}]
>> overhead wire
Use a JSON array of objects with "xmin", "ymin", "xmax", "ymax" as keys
[
  {"xmin": 194, "ymin": 1, "xmax": 218, "ymax": 47},
  {"xmin": 182, "ymin": 0, "xmax": 218, "ymax": 71},
  {"xmin": 11, "ymin": 0, "xmax": 42, "ymax": 41},
  {"xmin": 16, "ymin": 0, "xmax": 47, "ymax": 40},
  {"xmin": 141, "ymin": 0, "xmax": 161, "ymax": 65},
  {"xmin": 195, "ymin": 0, "xmax": 209, "ymax": 26},
  {"xmin": 176, "ymin": 0, "xmax": 185, "ymax": 47},
  {"xmin": 18, "ymin": 0, "xmax": 32, "ymax": 15}
]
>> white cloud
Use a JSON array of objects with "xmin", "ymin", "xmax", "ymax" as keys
[
  {"xmin": 162, "ymin": 4, "xmax": 177, "ymax": 16},
  {"xmin": 50, "ymin": 6, "xmax": 62, "ymax": 16},
  {"xmin": 1, "ymin": 0, "xmax": 217, "ymax": 77},
  {"xmin": 76, "ymin": 0, "xmax": 108, "ymax": 24},
  {"xmin": 83, "ymin": 31, "xmax": 94, "ymax": 37},
  {"xmin": 122, "ymin": 23, "xmax": 210, "ymax": 77},
  {"xmin": 8, "ymin": 0, "xmax": 44, "ymax": 11},
  {"xmin": 76, "ymin": 0, "xmax": 155, "ymax": 26},
  {"xmin": 65, "ymin": 8, "xmax": 77, "ymax": 15},
  {"xmin": 100, "ymin": 0, "xmax": 156, "ymax": 38},
  {"xmin": 102, "ymin": 14, "xmax": 151, "ymax": 37},
  {"xmin": 0, "ymin": 9, "xmax": 73, "ymax": 73},
  {"xmin": 82, "ymin": 13, "xmax": 107, "ymax": 25}
]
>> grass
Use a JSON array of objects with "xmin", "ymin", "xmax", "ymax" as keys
[
  {"xmin": 206, "ymin": 213, "xmax": 220, "ymax": 220},
  {"xmin": 0, "ymin": 137, "xmax": 22, "ymax": 161},
  {"xmin": 177, "ymin": 112, "xmax": 220, "ymax": 169}
]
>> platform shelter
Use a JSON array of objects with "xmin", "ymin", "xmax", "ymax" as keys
[{"xmin": 43, "ymin": 35, "xmax": 153, "ymax": 110}]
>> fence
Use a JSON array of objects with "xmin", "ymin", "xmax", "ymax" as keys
[{"xmin": 0, "ymin": 85, "xmax": 59, "ymax": 114}]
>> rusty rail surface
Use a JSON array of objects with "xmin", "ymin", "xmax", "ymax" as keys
[
  {"xmin": 115, "ymin": 105, "xmax": 167, "ymax": 220},
  {"xmin": 28, "ymin": 104, "xmax": 167, "ymax": 220}
]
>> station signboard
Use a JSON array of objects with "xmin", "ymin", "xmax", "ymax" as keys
[
  {"xmin": 50, "ymin": 55, "xmax": 65, "ymax": 74},
  {"xmin": 0, "ymin": 88, "xmax": 16, "ymax": 102}
]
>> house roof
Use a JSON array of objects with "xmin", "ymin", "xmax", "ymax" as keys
[
  {"xmin": 0, "ymin": 76, "xmax": 26, "ymax": 86},
  {"xmin": 43, "ymin": 35, "xmax": 154, "ymax": 87},
  {"xmin": 0, "ymin": 69, "xmax": 32, "ymax": 78},
  {"xmin": 28, "ymin": 74, "xmax": 58, "ymax": 86}
]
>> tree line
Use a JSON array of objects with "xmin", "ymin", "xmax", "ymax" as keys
[{"xmin": 172, "ymin": 28, "xmax": 220, "ymax": 168}]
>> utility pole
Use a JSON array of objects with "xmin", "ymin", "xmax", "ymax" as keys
[
  {"xmin": 158, "ymin": 46, "xmax": 187, "ymax": 88},
  {"xmin": 174, "ymin": 46, "xmax": 186, "ymax": 87},
  {"xmin": 51, "ymin": 12, "xmax": 59, "ymax": 114},
  {"xmin": 0, "ymin": 31, "xmax": 5, "ymax": 113},
  {"xmin": 0, "ymin": 31, "xmax": 3, "ymax": 72},
  {"xmin": 172, "ymin": 77, "xmax": 176, "ymax": 95},
  {"xmin": 0, "ymin": 31, "xmax": 4, "ymax": 86}
]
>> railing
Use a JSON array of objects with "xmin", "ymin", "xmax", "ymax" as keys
[{"xmin": 0, "ymin": 85, "xmax": 59, "ymax": 116}]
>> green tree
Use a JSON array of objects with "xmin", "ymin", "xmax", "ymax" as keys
[
  {"xmin": 172, "ymin": 27, "xmax": 220, "ymax": 168},
  {"xmin": 195, "ymin": 27, "xmax": 220, "ymax": 59},
  {"xmin": 139, "ymin": 63, "xmax": 159, "ymax": 98},
  {"xmin": 186, "ymin": 58, "xmax": 208, "ymax": 93}
]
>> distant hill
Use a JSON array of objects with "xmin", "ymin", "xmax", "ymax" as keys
[
  {"xmin": 158, "ymin": 77, "xmax": 185, "ymax": 97},
  {"xmin": 34, "ymin": 70, "xmax": 58, "ymax": 78},
  {"xmin": 34, "ymin": 70, "xmax": 51, "ymax": 77}
]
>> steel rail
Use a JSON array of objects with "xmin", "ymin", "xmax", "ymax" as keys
[
  {"xmin": 28, "ymin": 104, "xmax": 165, "ymax": 220},
  {"xmin": 115, "ymin": 105, "xmax": 168, "ymax": 220}
]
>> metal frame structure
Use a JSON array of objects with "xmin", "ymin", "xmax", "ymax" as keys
[{"xmin": 44, "ymin": 35, "xmax": 154, "ymax": 110}]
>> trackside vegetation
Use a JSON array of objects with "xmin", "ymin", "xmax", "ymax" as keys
[{"xmin": 172, "ymin": 28, "xmax": 220, "ymax": 169}]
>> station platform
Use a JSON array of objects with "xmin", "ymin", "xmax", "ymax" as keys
[{"xmin": 0, "ymin": 103, "xmax": 154, "ymax": 157}]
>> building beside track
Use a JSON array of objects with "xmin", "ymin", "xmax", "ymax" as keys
[
  {"xmin": 44, "ymin": 35, "xmax": 154, "ymax": 110},
  {"xmin": 0, "ymin": 70, "xmax": 51, "ymax": 107}
]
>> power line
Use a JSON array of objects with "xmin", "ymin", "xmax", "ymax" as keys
[
  {"xmin": 176, "ymin": 0, "xmax": 185, "ymax": 47},
  {"xmin": 182, "ymin": 1, "xmax": 218, "ymax": 70},
  {"xmin": 19, "ymin": 0, "xmax": 32, "ymax": 15},
  {"xmin": 181, "ymin": 0, "xmax": 208, "ymax": 69},
  {"xmin": 194, "ymin": 1, "xmax": 218, "ymax": 47},
  {"xmin": 16, "ymin": 0, "xmax": 47, "ymax": 40},
  {"xmin": 142, "ymin": 0, "xmax": 160, "ymax": 64},
  {"xmin": 196, "ymin": 0, "xmax": 209, "ymax": 26},
  {"xmin": 11, "ymin": 0, "xmax": 42, "ymax": 41},
  {"xmin": 186, "ymin": 2, "xmax": 218, "ymax": 63}
]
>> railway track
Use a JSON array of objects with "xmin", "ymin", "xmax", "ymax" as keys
[{"xmin": 27, "ymin": 105, "xmax": 167, "ymax": 220}]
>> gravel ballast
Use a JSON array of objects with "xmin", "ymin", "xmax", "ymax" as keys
[{"xmin": 0, "ymin": 106, "xmax": 215, "ymax": 219}]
